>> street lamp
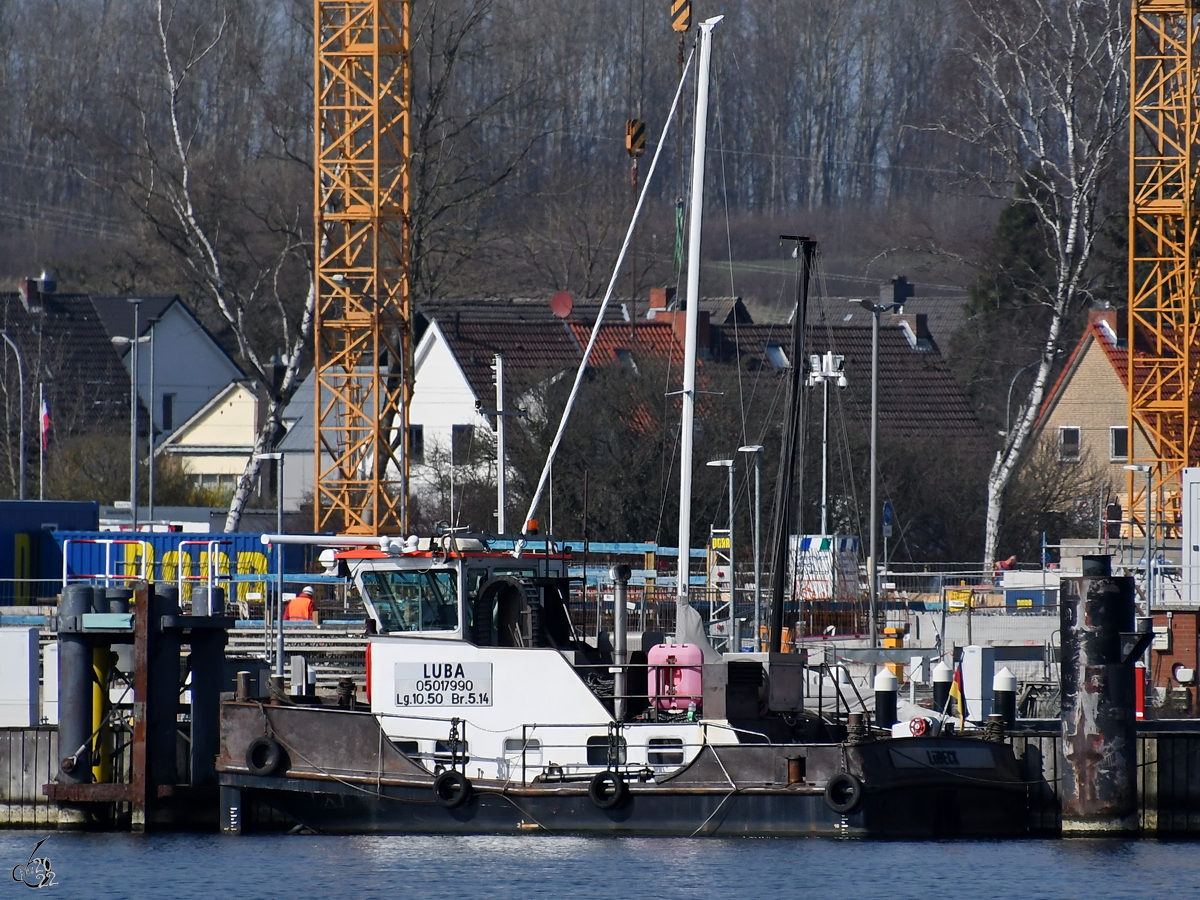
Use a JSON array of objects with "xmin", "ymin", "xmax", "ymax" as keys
[
  {"xmin": 112, "ymin": 300, "xmax": 151, "ymax": 530},
  {"xmin": 738, "ymin": 444, "xmax": 764, "ymax": 651},
  {"xmin": 707, "ymin": 458, "xmax": 735, "ymax": 649},
  {"xmin": 0, "ymin": 331, "xmax": 26, "ymax": 500},
  {"xmin": 1125, "ymin": 464, "xmax": 1153, "ymax": 610},
  {"xmin": 852, "ymin": 297, "xmax": 904, "ymax": 650},
  {"xmin": 256, "ymin": 451, "xmax": 286, "ymax": 676},
  {"xmin": 807, "ymin": 351, "xmax": 848, "ymax": 535}
]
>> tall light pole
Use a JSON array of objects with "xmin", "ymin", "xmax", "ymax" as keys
[
  {"xmin": 738, "ymin": 444, "xmax": 764, "ymax": 651},
  {"xmin": 707, "ymin": 457, "xmax": 735, "ymax": 649},
  {"xmin": 1126, "ymin": 464, "xmax": 1153, "ymax": 610},
  {"xmin": 495, "ymin": 354, "xmax": 506, "ymax": 533},
  {"xmin": 852, "ymin": 297, "xmax": 903, "ymax": 649},
  {"xmin": 256, "ymin": 451, "xmax": 286, "ymax": 674},
  {"xmin": 112, "ymin": 300, "xmax": 147, "ymax": 530},
  {"xmin": 0, "ymin": 331, "xmax": 26, "ymax": 500},
  {"xmin": 807, "ymin": 351, "xmax": 847, "ymax": 534},
  {"xmin": 477, "ymin": 354, "xmax": 526, "ymax": 534},
  {"xmin": 146, "ymin": 317, "xmax": 160, "ymax": 523}
]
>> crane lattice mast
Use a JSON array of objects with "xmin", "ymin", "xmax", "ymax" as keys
[
  {"xmin": 313, "ymin": 0, "xmax": 412, "ymax": 535},
  {"xmin": 1129, "ymin": 1, "xmax": 1200, "ymax": 537}
]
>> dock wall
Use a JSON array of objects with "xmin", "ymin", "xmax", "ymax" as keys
[{"xmin": 0, "ymin": 728, "xmax": 58, "ymax": 827}]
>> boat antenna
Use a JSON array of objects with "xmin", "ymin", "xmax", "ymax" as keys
[
  {"xmin": 767, "ymin": 236, "xmax": 817, "ymax": 653},
  {"xmin": 513, "ymin": 41, "xmax": 699, "ymax": 557},
  {"xmin": 675, "ymin": 15, "xmax": 723, "ymax": 617}
]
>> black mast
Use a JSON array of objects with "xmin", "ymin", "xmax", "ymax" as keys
[{"xmin": 768, "ymin": 236, "xmax": 816, "ymax": 653}]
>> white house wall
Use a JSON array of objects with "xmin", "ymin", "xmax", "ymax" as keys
[
  {"xmin": 411, "ymin": 321, "xmax": 489, "ymax": 453},
  {"xmin": 122, "ymin": 304, "xmax": 243, "ymax": 438},
  {"xmin": 164, "ymin": 383, "xmax": 258, "ymax": 478}
]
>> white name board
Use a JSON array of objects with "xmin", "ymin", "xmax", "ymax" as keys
[{"xmin": 395, "ymin": 662, "xmax": 492, "ymax": 707}]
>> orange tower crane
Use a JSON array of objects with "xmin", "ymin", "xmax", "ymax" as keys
[
  {"xmin": 313, "ymin": 0, "xmax": 413, "ymax": 535},
  {"xmin": 1129, "ymin": 1, "xmax": 1200, "ymax": 538}
]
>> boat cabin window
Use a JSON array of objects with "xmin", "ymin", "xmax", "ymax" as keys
[
  {"xmin": 648, "ymin": 738, "xmax": 684, "ymax": 765},
  {"xmin": 434, "ymin": 739, "xmax": 470, "ymax": 765},
  {"xmin": 503, "ymin": 738, "xmax": 541, "ymax": 761},
  {"xmin": 361, "ymin": 568, "xmax": 459, "ymax": 633},
  {"xmin": 586, "ymin": 736, "xmax": 627, "ymax": 766}
]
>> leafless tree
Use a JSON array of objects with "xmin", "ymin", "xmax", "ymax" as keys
[
  {"xmin": 944, "ymin": 0, "xmax": 1127, "ymax": 569},
  {"xmin": 119, "ymin": 0, "xmax": 313, "ymax": 531}
]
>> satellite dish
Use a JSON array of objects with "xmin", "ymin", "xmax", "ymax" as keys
[{"xmin": 550, "ymin": 291, "xmax": 573, "ymax": 319}]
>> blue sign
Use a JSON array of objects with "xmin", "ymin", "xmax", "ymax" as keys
[{"xmin": 882, "ymin": 501, "xmax": 893, "ymax": 538}]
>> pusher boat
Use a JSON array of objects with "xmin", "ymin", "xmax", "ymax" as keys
[{"xmin": 215, "ymin": 533, "xmax": 1030, "ymax": 838}]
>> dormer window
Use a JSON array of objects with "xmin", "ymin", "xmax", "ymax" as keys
[{"xmin": 764, "ymin": 343, "xmax": 790, "ymax": 369}]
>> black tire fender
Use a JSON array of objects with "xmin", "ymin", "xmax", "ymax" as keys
[
  {"xmin": 588, "ymin": 770, "xmax": 628, "ymax": 810},
  {"xmin": 434, "ymin": 769, "xmax": 473, "ymax": 809},
  {"xmin": 824, "ymin": 771, "xmax": 863, "ymax": 815},
  {"xmin": 246, "ymin": 736, "xmax": 285, "ymax": 777}
]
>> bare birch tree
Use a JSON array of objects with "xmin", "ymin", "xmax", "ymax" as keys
[
  {"xmin": 130, "ymin": 0, "xmax": 314, "ymax": 531},
  {"xmin": 946, "ymin": 0, "xmax": 1127, "ymax": 568}
]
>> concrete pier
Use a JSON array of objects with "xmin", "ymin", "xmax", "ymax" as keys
[{"xmin": 1058, "ymin": 556, "xmax": 1139, "ymax": 834}]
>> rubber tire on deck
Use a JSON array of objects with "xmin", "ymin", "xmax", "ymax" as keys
[
  {"xmin": 434, "ymin": 770, "xmax": 473, "ymax": 809},
  {"xmin": 246, "ymin": 737, "xmax": 285, "ymax": 777},
  {"xmin": 824, "ymin": 771, "xmax": 863, "ymax": 815},
  {"xmin": 588, "ymin": 770, "xmax": 628, "ymax": 810}
]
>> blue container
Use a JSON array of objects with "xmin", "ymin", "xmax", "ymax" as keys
[{"xmin": 0, "ymin": 501, "xmax": 99, "ymax": 604}]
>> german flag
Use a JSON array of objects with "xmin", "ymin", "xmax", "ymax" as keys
[{"xmin": 948, "ymin": 663, "xmax": 966, "ymax": 728}]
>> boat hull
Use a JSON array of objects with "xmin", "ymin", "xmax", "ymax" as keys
[{"xmin": 217, "ymin": 701, "xmax": 1031, "ymax": 838}]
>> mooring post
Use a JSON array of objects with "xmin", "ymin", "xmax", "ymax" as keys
[
  {"xmin": 147, "ymin": 585, "xmax": 182, "ymax": 809},
  {"xmin": 932, "ymin": 660, "xmax": 952, "ymax": 714},
  {"xmin": 873, "ymin": 668, "xmax": 898, "ymax": 729},
  {"xmin": 56, "ymin": 584, "xmax": 94, "ymax": 829},
  {"xmin": 1059, "ymin": 555, "xmax": 1147, "ymax": 834}
]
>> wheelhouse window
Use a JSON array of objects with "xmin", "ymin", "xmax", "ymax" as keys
[
  {"xmin": 1110, "ymin": 426, "xmax": 1128, "ymax": 461},
  {"xmin": 361, "ymin": 568, "xmax": 459, "ymax": 633},
  {"xmin": 1059, "ymin": 426, "xmax": 1081, "ymax": 461}
]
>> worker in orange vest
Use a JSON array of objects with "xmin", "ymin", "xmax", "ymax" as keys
[{"xmin": 286, "ymin": 585, "xmax": 316, "ymax": 621}]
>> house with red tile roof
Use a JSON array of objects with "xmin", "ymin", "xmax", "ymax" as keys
[
  {"xmin": 1029, "ymin": 308, "xmax": 1144, "ymax": 512},
  {"xmin": 275, "ymin": 290, "xmax": 985, "ymax": 525}
]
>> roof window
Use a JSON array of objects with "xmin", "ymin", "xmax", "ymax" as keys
[{"xmin": 764, "ymin": 343, "xmax": 790, "ymax": 369}]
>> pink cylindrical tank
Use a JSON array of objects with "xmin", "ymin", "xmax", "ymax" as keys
[{"xmin": 647, "ymin": 643, "xmax": 703, "ymax": 712}]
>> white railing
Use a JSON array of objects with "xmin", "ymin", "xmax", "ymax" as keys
[{"xmin": 61, "ymin": 538, "xmax": 152, "ymax": 588}]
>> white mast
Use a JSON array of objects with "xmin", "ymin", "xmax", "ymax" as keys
[{"xmin": 676, "ymin": 16, "xmax": 723, "ymax": 614}]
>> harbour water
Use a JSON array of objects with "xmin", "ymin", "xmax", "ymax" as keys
[{"xmin": 1, "ymin": 832, "xmax": 1194, "ymax": 899}]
